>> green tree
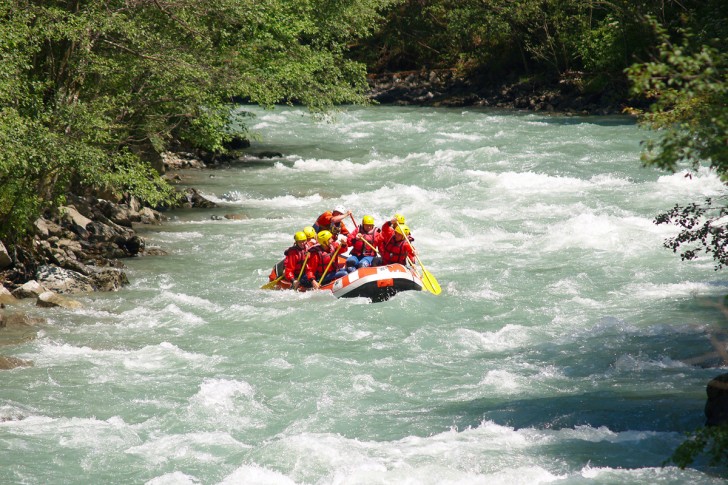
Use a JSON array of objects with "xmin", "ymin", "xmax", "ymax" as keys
[
  {"xmin": 625, "ymin": 1, "xmax": 728, "ymax": 470},
  {"xmin": 355, "ymin": 0, "xmax": 671, "ymax": 86},
  {"xmin": 0, "ymin": 0, "xmax": 397, "ymax": 242},
  {"xmin": 625, "ymin": 7, "xmax": 728, "ymax": 272}
]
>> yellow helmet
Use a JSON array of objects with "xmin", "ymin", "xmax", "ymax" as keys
[
  {"xmin": 294, "ymin": 231, "xmax": 307, "ymax": 242},
  {"xmin": 395, "ymin": 224, "xmax": 410, "ymax": 237},
  {"xmin": 394, "ymin": 213, "xmax": 406, "ymax": 224},
  {"xmin": 317, "ymin": 230, "xmax": 333, "ymax": 246},
  {"xmin": 303, "ymin": 226, "xmax": 316, "ymax": 239},
  {"xmin": 362, "ymin": 215, "xmax": 375, "ymax": 225}
]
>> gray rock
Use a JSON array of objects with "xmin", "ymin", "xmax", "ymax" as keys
[
  {"xmin": 59, "ymin": 206, "xmax": 92, "ymax": 239},
  {"xmin": 0, "ymin": 286, "xmax": 16, "ymax": 305},
  {"xmin": 0, "ymin": 241, "xmax": 11, "ymax": 269},
  {"xmin": 706, "ymin": 373, "xmax": 728, "ymax": 426},
  {"xmin": 86, "ymin": 267, "xmax": 129, "ymax": 292},
  {"xmin": 11, "ymin": 280, "xmax": 48, "ymax": 300},
  {"xmin": 0, "ymin": 356, "xmax": 33, "ymax": 369},
  {"xmin": 138, "ymin": 207, "xmax": 161, "ymax": 224},
  {"xmin": 36, "ymin": 291, "xmax": 83, "ymax": 309},
  {"xmin": 36, "ymin": 265, "xmax": 95, "ymax": 294},
  {"xmin": 34, "ymin": 217, "xmax": 64, "ymax": 238}
]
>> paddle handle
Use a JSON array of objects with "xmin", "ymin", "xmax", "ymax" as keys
[
  {"xmin": 318, "ymin": 245, "xmax": 341, "ymax": 286},
  {"xmin": 360, "ymin": 236, "xmax": 380, "ymax": 255},
  {"xmin": 294, "ymin": 252, "xmax": 310, "ymax": 289}
]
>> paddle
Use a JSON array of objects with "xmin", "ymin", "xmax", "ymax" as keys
[
  {"xmin": 318, "ymin": 244, "xmax": 342, "ymax": 286},
  {"xmin": 363, "ymin": 222, "xmax": 440, "ymax": 295},
  {"xmin": 402, "ymin": 235, "xmax": 441, "ymax": 295},
  {"xmin": 414, "ymin": 255, "xmax": 441, "ymax": 295},
  {"xmin": 261, "ymin": 274, "xmax": 284, "ymax": 290},
  {"xmin": 292, "ymin": 252, "xmax": 310, "ymax": 290},
  {"xmin": 360, "ymin": 237, "xmax": 380, "ymax": 255},
  {"xmin": 261, "ymin": 252, "xmax": 309, "ymax": 290}
]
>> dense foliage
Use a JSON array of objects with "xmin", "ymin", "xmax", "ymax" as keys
[
  {"xmin": 353, "ymin": 0, "xmax": 692, "ymax": 87},
  {"xmin": 622, "ymin": 2, "xmax": 728, "ymax": 470},
  {"xmin": 654, "ymin": 198, "xmax": 728, "ymax": 270},
  {"xmin": 670, "ymin": 424, "xmax": 728, "ymax": 470},
  {"xmin": 0, "ymin": 0, "xmax": 396, "ymax": 242},
  {"xmin": 625, "ymin": 4, "xmax": 727, "ymax": 276}
]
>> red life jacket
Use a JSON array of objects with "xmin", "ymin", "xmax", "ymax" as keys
[
  {"xmin": 283, "ymin": 245, "xmax": 307, "ymax": 280},
  {"xmin": 381, "ymin": 237, "xmax": 410, "ymax": 265},
  {"xmin": 308, "ymin": 244, "xmax": 337, "ymax": 278},
  {"xmin": 350, "ymin": 225, "xmax": 379, "ymax": 257}
]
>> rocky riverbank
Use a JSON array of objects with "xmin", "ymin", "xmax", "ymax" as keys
[
  {"xmin": 0, "ymin": 156, "xmax": 223, "ymax": 367},
  {"xmin": 367, "ymin": 69, "xmax": 633, "ymax": 115}
]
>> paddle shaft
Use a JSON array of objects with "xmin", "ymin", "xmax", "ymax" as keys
[
  {"xmin": 293, "ymin": 252, "xmax": 310, "ymax": 289},
  {"xmin": 359, "ymin": 236, "xmax": 380, "ymax": 255},
  {"xmin": 318, "ymin": 244, "xmax": 342, "ymax": 286},
  {"xmin": 261, "ymin": 274, "xmax": 284, "ymax": 290}
]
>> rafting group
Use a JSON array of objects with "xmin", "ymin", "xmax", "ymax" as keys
[{"xmin": 263, "ymin": 206, "xmax": 440, "ymax": 301}]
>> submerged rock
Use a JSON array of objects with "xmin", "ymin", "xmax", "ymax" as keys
[
  {"xmin": 0, "ymin": 306, "xmax": 43, "ymax": 346},
  {"xmin": 706, "ymin": 373, "xmax": 728, "ymax": 426},
  {"xmin": 0, "ymin": 355, "xmax": 33, "ymax": 369}
]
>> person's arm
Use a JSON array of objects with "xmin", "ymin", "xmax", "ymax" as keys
[
  {"xmin": 283, "ymin": 255, "xmax": 296, "ymax": 281},
  {"xmin": 381, "ymin": 221, "xmax": 394, "ymax": 241},
  {"xmin": 347, "ymin": 227, "xmax": 358, "ymax": 246},
  {"xmin": 339, "ymin": 221, "xmax": 350, "ymax": 236},
  {"xmin": 330, "ymin": 210, "xmax": 351, "ymax": 225}
]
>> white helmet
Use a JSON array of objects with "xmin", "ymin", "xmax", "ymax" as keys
[{"xmin": 333, "ymin": 205, "xmax": 347, "ymax": 215}]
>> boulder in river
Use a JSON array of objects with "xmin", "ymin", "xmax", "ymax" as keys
[{"xmin": 705, "ymin": 373, "xmax": 728, "ymax": 426}]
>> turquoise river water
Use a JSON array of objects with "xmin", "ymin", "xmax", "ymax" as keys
[{"xmin": 3, "ymin": 106, "xmax": 728, "ymax": 484}]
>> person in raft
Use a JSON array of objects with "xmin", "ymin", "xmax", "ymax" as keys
[
  {"xmin": 301, "ymin": 230, "xmax": 348, "ymax": 289},
  {"xmin": 303, "ymin": 226, "xmax": 318, "ymax": 249},
  {"xmin": 313, "ymin": 206, "xmax": 351, "ymax": 237},
  {"xmin": 373, "ymin": 223, "xmax": 416, "ymax": 267},
  {"xmin": 283, "ymin": 231, "xmax": 309, "ymax": 290},
  {"xmin": 379, "ymin": 213, "xmax": 414, "ymax": 245},
  {"xmin": 346, "ymin": 215, "xmax": 381, "ymax": 272}
]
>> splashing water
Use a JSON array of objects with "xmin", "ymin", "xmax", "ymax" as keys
[{"xmin": 2, "ymin": 106, "xmax": 726, "ymax": 484}]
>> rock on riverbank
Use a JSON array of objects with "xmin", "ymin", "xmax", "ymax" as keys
[
  {"xmin": 0, "ymin": 185, "xmax": 217, "ymax": 306},
  {"xmin": 367, "ymin": 69, "xmax": 631, "ymax": 115}
]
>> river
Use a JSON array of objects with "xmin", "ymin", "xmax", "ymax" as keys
[{"xmin": 3, "ymin": 106, "xmax": 727, "ymax": 484}]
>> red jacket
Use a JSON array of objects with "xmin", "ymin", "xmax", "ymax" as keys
[
  {"xmin": 380, "ymin": 221, "xmax": 414, "ymax": 245},
  {"xmin": 305, "ymin": 241, "xmax": 347, "ymax": 281},
  {"xmin": 314, "ymin": 211, "xmax": 350, "ymax": 236},
  {"xmin": 283, "ymin": 245, "xmax": 307, "ymax": 281},
  {"xmin": 347, "ymin": 225, "xmax": 380, "ymax": 257},
  {"xmin": 376, "ymin": 232, "xmax": 415, "ymax": 265}
]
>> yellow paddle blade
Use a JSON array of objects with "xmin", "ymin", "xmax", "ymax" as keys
[
  {"xmin": 261, "ymin": 275, "xmax": 284, "ymax": 290},
  {"xmin": 420, "ymin": 269, "xmax": 441, "ymax": 295}
]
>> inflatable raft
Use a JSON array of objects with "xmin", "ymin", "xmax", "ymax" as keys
[{"xmin": 266, "ymin": 259, "xmax": 423, "ymax": 302}]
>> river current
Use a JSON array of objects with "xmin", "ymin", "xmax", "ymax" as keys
[{"xmin": 3, "ymin": 106, "xmax": 728, "ymax": 484}]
